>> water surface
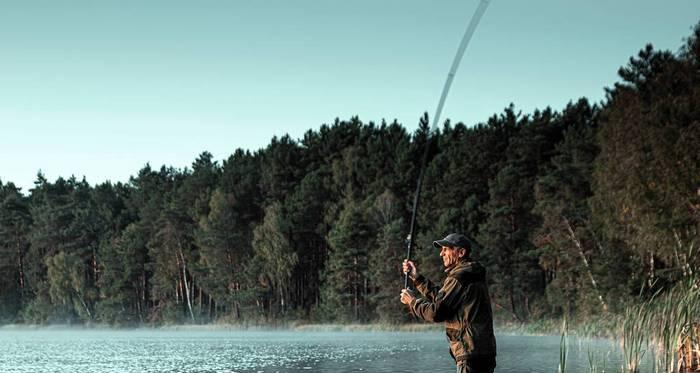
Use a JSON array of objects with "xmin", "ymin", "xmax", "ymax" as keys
[{"xmin": 0, "ymin": 329, "xmax": 646, "ymax": 372}]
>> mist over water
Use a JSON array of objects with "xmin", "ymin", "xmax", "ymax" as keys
[{"xmin": 0, "ymin": 329, "xmax": 645, "ymax": 372}]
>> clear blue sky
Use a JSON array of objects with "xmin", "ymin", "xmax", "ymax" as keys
[{"xmin": 1, "ymin": 0, "xmax": 698, "ymax": 193}]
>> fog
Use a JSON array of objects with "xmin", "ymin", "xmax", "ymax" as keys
[{"xmin": 0, "ymin": 329, "xmax": 647, "ymax": 372}]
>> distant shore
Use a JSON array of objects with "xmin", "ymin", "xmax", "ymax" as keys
[
  {"xmin": 0, "ymin": 321, "xmax": 571, "ymax": 336},
  {"xmin": 0, "ymin": 322, "xmax": 440, "ymax": 332}
]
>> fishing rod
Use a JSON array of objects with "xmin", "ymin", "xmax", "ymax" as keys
[{"xmin": 404, "ymin": 0, "xmax": 491, "ymax": 289}]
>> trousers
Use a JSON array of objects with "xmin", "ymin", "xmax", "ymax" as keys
[{"xmin": 456, "ymin": 355, "xmax": 496, "ymax": 373}]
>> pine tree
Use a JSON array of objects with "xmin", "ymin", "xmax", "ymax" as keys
[
  {"xmin": 367, "ymin": 190, "xmax": 408, "ymax": 323},
  {"xmin": 0, "ymin": 181, "xmax": 32, "ymax": 321},
  {"xmin": 196, "ymin": 188, "xmax": 250, "ymax": 321},
  {"xmin": 531, "ymin": 99, "xmax": 612, "ymax": 316},
  {"xmin": 592, "ymin": 29, "xmax": 700, "ymax": 289},
  {"xmin": 250, "ymin": 203, "xmax": 298, "ymax": 320},
  {"xmin": 148, "ymin": 198, "xmax": 198, "ymax": 323},
  {"xmin": 321, "ymin": 200, "xmax": 373, "ymax": 322},
  {"xmin": 97, "ymin": 223, "xmax": 149, "ymax": 324}
]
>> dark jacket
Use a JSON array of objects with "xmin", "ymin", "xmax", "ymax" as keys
[{"xmin": 410, "ymin": 259, "xmax": 497, "ymax": 363}]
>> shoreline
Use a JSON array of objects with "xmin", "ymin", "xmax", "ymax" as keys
[
  {"xmin": 0, "ymin": 321, "xmax": 583, "ymax": 337},
  {"xmin": 0, "ymin": 322, "xmax": 441, "ymax": 332}
]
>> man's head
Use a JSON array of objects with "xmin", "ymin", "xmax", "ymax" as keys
[{"xmin": 433, "ymin": 233, "xmax": 473, "ymax": 268}]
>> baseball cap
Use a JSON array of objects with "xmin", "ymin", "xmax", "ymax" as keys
[{"xmin": 433, "ymin": 233, "xmax": 475, "ymax": 250}]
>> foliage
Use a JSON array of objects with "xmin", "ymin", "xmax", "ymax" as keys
[{"xmin": 0, "ymin": 23, "xmax": 698, "ymax": 328}]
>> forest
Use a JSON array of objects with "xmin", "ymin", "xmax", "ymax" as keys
[{"xmin": 0, "ymin": 24, "xmax": 698, "ymax": 328}]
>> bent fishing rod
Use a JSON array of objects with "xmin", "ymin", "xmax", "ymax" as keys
[{"xmin": 404, "ymin": 0, "xmax": 491, "ymax": 289}]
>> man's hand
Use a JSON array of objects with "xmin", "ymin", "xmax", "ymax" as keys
[
  {"xmin": 400, "ymin": 288, "xmax": 416, "ymax": 305},
  {"xmin": 402, "ymin": 259, "xmax": 417, "ymax": 279}
]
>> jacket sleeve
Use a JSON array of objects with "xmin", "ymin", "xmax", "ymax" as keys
[
  {"xmin": 413, "ymin": 274, "xmax": 441, "ymax": 302},
  {"xmin": 410, "ymin": 276, "xmax": 463, "ymax": 322}
]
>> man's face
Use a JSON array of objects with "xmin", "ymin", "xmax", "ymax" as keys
[{"xmin": 439, "ymin": 245, "xmax": 464, "ymax": 268}]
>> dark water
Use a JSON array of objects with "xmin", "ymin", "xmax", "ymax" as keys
[{"xmin": 0, "ymin": 329, "xmax": 647, "ymax": 372}]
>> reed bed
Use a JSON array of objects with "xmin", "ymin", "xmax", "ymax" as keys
[
  {"xmin": 620, "ymin": 300, "xmax": 649, "ymax": 372},
  {"xmin": 610, "ymin": 276, "xmax": 700, "ymax": 372},
  {"xmin": 552, "ymin": 275, "xmax": 700, "ymax": 372},
  {"xmin": 643, "ymin": 277, "xmax": 700, "ymax": 372}
]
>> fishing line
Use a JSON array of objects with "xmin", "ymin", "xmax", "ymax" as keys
[{"xmin": 404, "ymin": 0, "xmax": 491, "ymax": 288}]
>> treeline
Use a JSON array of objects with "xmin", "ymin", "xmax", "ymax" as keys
[{"xmin": 0, "ymin": 25, "xmax": 698, "ymax": 326}]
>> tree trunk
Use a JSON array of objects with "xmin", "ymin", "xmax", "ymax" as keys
[
  {"xmin": 92, "ymin": 247, "xmax": 99, "ymax": 284},
  {"xmin": 76, "ymin": 290, "xmax": 92, "ymax": 319},
  {"xmin": 198, "ymin": 287, "xmax": 202, "ymax": 314},
  {"xmin": 207, "ymin": 294, "xmax": 212, "ymax": 320},
  {"xmin": 563, "ymin": 217, "xmax": 608, "ymax": 312},
  {"xmin": 525, "ymin": 295, "xmax": 531, "ymax": 319},
  {"xmin": 354, "ymin": 256, "xmax": 359, "ymax": 321},
  {"xmin": 280, "ymin": 287, "xmax": 285, "ymax": 315},
  {"xmin": 179, "ymin": 249, "xmax": 196, "ymax": 322},
  {"xmin": 364, "ymin": 276, "xmax": 368, "ymax": 320},
  {"xmin": 135, "ymin": 283, "xmax": 143, "ymax": 322},
  {"xmin": 191, "ymin": 276, "xmax": 196, "ymax": 311},
  {"xmin": 16, "ymin": 241, "xmax": 25, "ymax": 290},
  {"xmin": 509, "ymin": 288, "xmax": 521, "ymax": 322},
  {"xmin": 142, "ymin": 271, "xmax": 147, "ymax": 303}
]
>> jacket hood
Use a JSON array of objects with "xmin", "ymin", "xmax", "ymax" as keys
[{"xmin": 447, "ymin": 259, "xmax": 486, "ymax": 282}]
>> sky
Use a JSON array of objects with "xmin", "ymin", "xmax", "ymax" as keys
[{"xmin": 1, "ymin": 0, "xmax": 698, "ymax": 193}]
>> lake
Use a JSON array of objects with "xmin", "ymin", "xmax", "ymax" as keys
[{"xmin": 0, "ymin": 329, "xmax": 647, "ymax": 372}]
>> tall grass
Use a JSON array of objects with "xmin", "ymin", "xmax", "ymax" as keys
[
  {"xmin": 612, "ymin": 275, "xmax": 700, "ymax": 372},
  {"xmin": 620, "ymin": 301, "xmax": 649, "ymax": 372},
  {"xmin": 644, "ymin": 277, "xmax": 700, "ymax": 372},
  {"xmin": 555, "ymin": 274, "xmax": 699, "ymax": 372}
]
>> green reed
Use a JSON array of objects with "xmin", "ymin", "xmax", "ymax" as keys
[
  {"xmin": 620, "ymin": 300, "xmax": 649, "ymax": 373},
  {"xmin": 645, "ymin": 276, "xmax": 700, "ymax": 372},
  {"xmin": 612, "ymin": 275, "xmax": 700, "ymax": 372}
]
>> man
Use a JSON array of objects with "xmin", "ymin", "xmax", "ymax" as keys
[{"xmin": 401, "ymin": 233, "xmax": 497, "ymax": 373}]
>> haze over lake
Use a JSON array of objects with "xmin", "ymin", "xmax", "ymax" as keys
[{"xmin": 0, "ymin": 329, "xmax": 648, "ymax": 372}]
